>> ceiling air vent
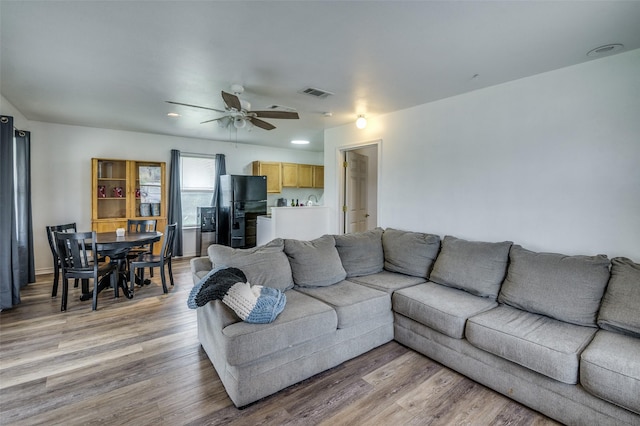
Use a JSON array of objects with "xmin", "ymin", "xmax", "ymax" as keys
[{"xmin": 300, "ymin": 87, "xmax": 334, "ymax": 99}]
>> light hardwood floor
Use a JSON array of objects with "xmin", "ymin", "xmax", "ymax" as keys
[{"xmin": 0, "ymin": 258, "xmax": 559, "ymax": 425}]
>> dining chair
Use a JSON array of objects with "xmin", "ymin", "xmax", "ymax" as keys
[
  {"xmin": 46, "ymin": 223, "xmax": 78, "ymax": 297},
  {"xmin": 126, "ymin": 219, "xmax": 158, "ymax": 277},
  {"xmin": 129, "ymin": 223, "xmax": 177, "ymax": 295},
  {"xmin": 55, "ymin": 231, "xmax": 117, "ymax": 311}
]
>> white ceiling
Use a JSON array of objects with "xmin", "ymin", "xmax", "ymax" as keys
[{"xmin": 2, "ymin": 1, "xmax": 639, "ymax": 152}]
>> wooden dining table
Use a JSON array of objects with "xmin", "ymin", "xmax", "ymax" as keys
[{"xmin": 79, "ymin": 231, "xmax": 162, "ymax": 301}]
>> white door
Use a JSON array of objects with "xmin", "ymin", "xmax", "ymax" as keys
[{"xmin": 345, "ymin": 151, "xmax": 368, "ymax": 233}]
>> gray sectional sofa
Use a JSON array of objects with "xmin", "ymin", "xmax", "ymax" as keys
[{"xmin": 190, "ymin": 228, "xmax": 640, "ymax": 425}]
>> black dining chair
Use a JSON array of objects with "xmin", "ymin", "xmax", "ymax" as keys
[
  {"xmin": 55, "ymin": 231, "xmax": 117, "ymax": 311},
  {"xmin": 46, "ymin": 223, "xmax": 79, "ymax": 297},
  {"xmin": 126, "ymin": 219, "xmax": 158, "ymax": 277},
  {"xmin": 129, "ymin": 223, "xmax": 177, "ymax": 295}
]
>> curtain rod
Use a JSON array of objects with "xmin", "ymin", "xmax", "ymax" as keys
[
  {"xmin": 180, "ymin": 151, "xmax": 218, "ymax": 159},
  {"xmin": 1, "ymin": 116, "xmax": 27, "ymax": 134}
]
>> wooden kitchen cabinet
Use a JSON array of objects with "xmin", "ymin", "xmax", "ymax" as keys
[
  {"xmin": 92, "ymin": 158, "xmax": 167, "ymax": 252},
  {"xmin": 313, "ymin": 165, "xmax": 324, "ymax": 188},
  {"xmin": 281, "ymin": 163, "xmax": 299, "ymax": 188},
  {"xmin": 253, "ymin": 161, "xmax": 323, "ymax": 190},
  {"xmin": 298, "ymin": 164, "xmax": 313, "ymax": 188},
  {"xmin": 252, "ymin": 161, "xmax": 282, "ymax": 193}
]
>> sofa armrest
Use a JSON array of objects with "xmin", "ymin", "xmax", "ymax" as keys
[{"xmin": 190, "ymin": 256, "xmax": 212, "ymax": 284}]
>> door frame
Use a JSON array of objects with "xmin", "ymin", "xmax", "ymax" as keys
[{"xmin": 337, "ymin": 140, "xmax": 381, "ymax": 235}]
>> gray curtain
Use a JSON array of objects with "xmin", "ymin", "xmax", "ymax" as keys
[
  {"xmin": 0, "ymin": 116, "xmax": 35, "ymax": 309},
  {"xmin": 211, "ymin": 153, "xmax": 226, "ymax": 207},
  {"xmin": 211, "ymin": 154, "xmax": 226, "ymax": 244},
  {"xmin": 168, "ymin": 149, "xmax": 183, "ymax": 256}
]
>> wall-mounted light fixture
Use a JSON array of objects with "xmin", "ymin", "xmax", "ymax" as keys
[{"xmin": 355, "ymin": 115, "xmax": 367, "ymax": 129}]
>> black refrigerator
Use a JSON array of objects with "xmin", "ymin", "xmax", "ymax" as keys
[{"xmin": 217, "ymin": 175, "xmax": 267, "ymax": 248}]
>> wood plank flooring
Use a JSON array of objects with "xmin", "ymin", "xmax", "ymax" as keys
[{"xmin": 0, "ymin": 258, "xmax": 559, "ymax": 425}]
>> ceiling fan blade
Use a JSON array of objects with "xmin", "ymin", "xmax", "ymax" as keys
[
  {"xmin": 250, "ymin": 117, "xmax": 276, "ymax": 130},
  {"xmin": 200, "ymin": 117, "xmax": 228, "ymax": 124},
  {"xmin": 221, "ymin": 91, "xmax": 242, "ymax": 111},
  {"xmin": 253, "ymin": 110, "xmax": 300, "ymax": 119},
  {"xmin": 165, "ymin": 101, "xmax": 225, "ymax": 113}
]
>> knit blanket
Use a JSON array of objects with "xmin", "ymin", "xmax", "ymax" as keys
[{"xmin": 187, "ymin": 266, "xmax": 286, "ymax": 324}]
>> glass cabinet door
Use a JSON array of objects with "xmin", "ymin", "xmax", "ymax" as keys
[{"xmin": 135, "ymin": 162, "xmax": 163, "ymax": 218}]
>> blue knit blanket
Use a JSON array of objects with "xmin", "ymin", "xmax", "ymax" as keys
[{"xmin": 187, "ymin": 266, "xmax": 286, "ymax": 324}]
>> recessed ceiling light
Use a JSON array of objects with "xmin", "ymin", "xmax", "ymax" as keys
[
  {"xmin": 167, "ymin": 112, "xmax": 181, "ymax": 117},
  {"xmin": 291, "ymin": 140, "xmax": 310, "ymax": 145},
  {"xmin": 587, "ymin": 44, "xmax": 624, "ymax": 57}
]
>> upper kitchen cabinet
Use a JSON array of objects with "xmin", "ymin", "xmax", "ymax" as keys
[
  {"xmin": 282, "ymin": 163, "xmax": 323, "ymax": 188},
  {"xmin": 298, "ymin": 164, "xmax": 313, "ymax": 188},
  {"xmin": 281, "ymin": 163, "xmax": 299, "ymax": 188},
  {"xmin": 252, "ymin": 161, "xmax": 282, "ymax": 193},
  {"xmin": 253, "ymin": 161, "xmax": 324, "ymax": 191},
  {"xmin": 92, "ymin": 158, "xmax": 167, "ymax": 239},
  {"xmin": 312, "ymin": 165, "xmax": 324, "ymax": 189}
]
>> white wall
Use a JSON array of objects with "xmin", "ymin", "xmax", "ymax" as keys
[
  {"xmin": 325, "ymin": 49, "xmax": 640, "ymax": 260},
  {"xmin": 14, "ymin": 120, "xmax": 321, "ymax": 273}
]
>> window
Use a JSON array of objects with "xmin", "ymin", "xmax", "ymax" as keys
[{"xmin": 180, "ymin": 155, "xmax": 216, "ymax": 227}]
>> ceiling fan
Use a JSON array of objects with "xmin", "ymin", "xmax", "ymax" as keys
[{"xmin": 166, "ymin": 84, "xmax": 299, "ymax": 131}]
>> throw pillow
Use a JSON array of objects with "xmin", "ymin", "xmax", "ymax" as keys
[
  {"xmin": 284, "ymin": 235, "xmax": 347, "ymax": 287},
  {"xmin": 597, "ymin": 257, "xmax": 640, "ymax": 338},
  {"xmin": 498, "ymin": 245, "xmax": 610, "ymax": 327},
  {"xmin": 208, "ymin": 238, "xmax": 294, "ymax": 291},
  {"xmin": 429, "ymin": 236, "xmax": 512, "ymax": 299},
  {"xmin": 382, "ymin": 228, "xmax": 440, "ymax": 278},
  {"xmin": 334, "ymin": 227, "xmax": 384, "ymax": 277}
]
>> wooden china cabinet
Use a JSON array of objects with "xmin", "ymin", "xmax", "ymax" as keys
[{"xmin": 91, "ymin": 158, "xmax": 167, "ymax": 253}]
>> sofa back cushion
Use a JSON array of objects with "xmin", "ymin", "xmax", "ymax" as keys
[
  {"xmin": 285, "ymin": 235, "xmax": 347, "ymax": 287},
  {"xmin": 208, "ymin": 238, "xmax": 294, "ymax": 291},
  {"xmin": 429, "ymin": 236, "xmax": 512, "ymax": 299},
  {"xmin": 498, "ymin": 245, "xmax": 610, "ymax": 327},
  {"xmin": 334, "ymin": 228, "xmax": 384, "ymax": 277},
  {"xmin": 382, "ymin": 228, "xmax": 440, "ymax": 278},
  {"xmin": 597, "ymin": 257, "xmax": 640, "ymax": 337}
]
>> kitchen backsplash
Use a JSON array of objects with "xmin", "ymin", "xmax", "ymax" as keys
[{"xmin": 267, "ymin": 188, "xmax": 324, "ymax": 207}]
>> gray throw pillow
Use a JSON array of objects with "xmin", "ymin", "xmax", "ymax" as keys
[
  {"xmin": 208, "ymin": 238, "xmax": 294, "ymax": 291},
  {"xmin": 498, "ymin": 245, "xmax": 610, "ymax": 327},
  {"xmin": 382, "ymin": 228, "xmax": 440, "ymax": 278},
  {"xmin": 334, "ymin": 228, "xmax": 384, "ymax": 277},
  {"xmin": 430, "ymin": 236, "xmax": 512, "ymax": 299},
  {"xmin": 285, "ymin": 235, "xmax": 347, "ymax": 287},
  {"xmin": 598, "ymin": 257, "xmax": 640, "ymax": 338}
]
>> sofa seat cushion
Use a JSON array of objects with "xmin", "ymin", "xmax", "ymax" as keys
[
  {"xmin": 295, "ymin": 280, "xmax": 390, "ymax": 329},
  {"xmin": 498, "ymin": 245, "xmax": 610, "ymax": 327},
  {"xmin": 466, "ymin": 305, "xmax": 597, "ymax": 384},
  {"xmin": 334, "ymin": 228, "xmax": 384, "ymax": 277},
  {"xmin": 580, "ymin": 330, "xmax": 640, "ymax": 414},
  {"xmin": 429, "ymin": 236, "xmax": 512, "ymax": 300},
  {"xmin": 382, "ymin": 228, "xmax": 441, "ymax": 278},
  {"xmin": 347, "ymin": 270, "xmax": 426, "ymax": 293},
  {"xmin": 393, "ymin": 283, "xmax": 498, "ymax": 339},
  {"xmin": 221, "ymin": 290, "xmax": 337, "ymax": 366}
]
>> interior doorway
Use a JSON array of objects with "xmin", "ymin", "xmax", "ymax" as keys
[{"xmin": 341, "ymin": 143, "xmax": 379, "ymax": 234}]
